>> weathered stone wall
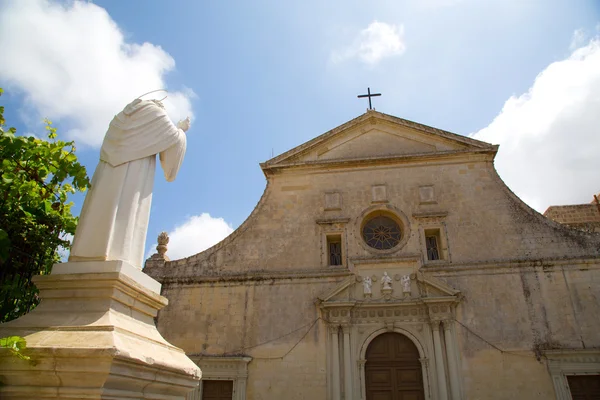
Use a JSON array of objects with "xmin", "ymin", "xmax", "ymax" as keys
[
  {"xmin": 438, "ymin": 260, "xmax": 600, "ymax": 399},
  {"xmin": 157, "ymin": 277, "xmax": 340, "ymax": 400},
  {"xmin": 544, "ymin": 202, "xmax": 600, "ymax": 233},
  {"xmin": 149, "ymin": 158, "xmax": 600, "ymax": 280},
  {"xmin": 147, "ymin": 112, "xmax": 600, "ymax": 400}
]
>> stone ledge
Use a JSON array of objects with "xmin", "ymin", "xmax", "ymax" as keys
[
  {"xmin": 52, "ymin": 260, "xmax": 161, "ymax": 294},
  {"xmin": 422, "ymin": 255, "xmax": 600, "ymax": 275},
  {"xmin": 156, "ymin": 268, "xmax": 352, "ymax": 285},
  {"xmin": 0, "ymin": 261, "xmax": 201, "ymax": 399}
]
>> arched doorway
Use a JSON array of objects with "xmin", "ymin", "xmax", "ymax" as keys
[{"xmin": 365, "ymin": 332, "xmax": 425, "ymax": 400}]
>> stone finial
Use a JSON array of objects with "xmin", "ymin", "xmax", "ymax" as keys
[
  {"xmin": 157, "ymin": 231, "xmax": 169, "ymax": 255},
  {"xmin": 151, "ymin": 231, "xmax": 170, "ymax": 261},
  {"xmin": 158, "ymin": 231, "xmax": 169, "ymax": 245}
]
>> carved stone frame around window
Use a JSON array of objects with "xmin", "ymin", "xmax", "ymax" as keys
[
  {"xmin": 413, "ymin": 211, "xmax": 450, "ymax": 264},
  {"xmin": 186, "ymin": 356, "xmax": 252, "ymax": 400},
  {"xmin": 355, "ymin": 204, "xmax": 411, "ymax": 255},
  {"xmin": 545, "ymin": 349, "xmax": 600, "ymax": 400},
  {"xmin": 317, "ymin": 218, "xmax": 350, "ymax": 268}
]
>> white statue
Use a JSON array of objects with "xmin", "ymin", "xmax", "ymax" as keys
[
  {"xmin": 69, "ymin": 98, "xmax": 190, "ymax": 269},
  {"xmin": 401, "ymin": 275, "xmax": 411, "ymax": 293},
  {"xmin": 381, "ymin": 271, "xmax": 393, "ymax": 290},
  {"xmin": 363, "ymin": 276, "xmax": 372, "ymax": 295}
]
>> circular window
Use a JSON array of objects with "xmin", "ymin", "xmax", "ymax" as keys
[{"xmin": 362, "ymin": 215, "xmax": 402, "ymax": 250}]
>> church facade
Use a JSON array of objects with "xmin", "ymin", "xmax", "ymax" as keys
[{"xmin": 145, "ymin": 110, "xmax": 600, "ymax": 400}]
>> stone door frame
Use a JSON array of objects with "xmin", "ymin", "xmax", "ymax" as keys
[
  {"xmin": 187, "ymin": 356, "xmax": 252, "ymax": 400},
  {"xmin": 318, "ymin": 270, "xmax": 463, "ymax": 400},
  {"xmin": 545, "ymin": 349, "xmax": 600, "ymax": 400},
  {"xmin": 359, "ymin": 326, "xmax": 431, "ymax": 400},
  {"xmin": 322, "ymin": 299, "xmax": 463, "ymax": 400}
]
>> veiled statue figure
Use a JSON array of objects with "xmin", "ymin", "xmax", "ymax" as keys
[{"xmin": 69, "ymin": 98, "xmax": 190, "ymax": 269}]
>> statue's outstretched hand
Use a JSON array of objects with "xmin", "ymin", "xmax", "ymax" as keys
[{"xmin": 177, "ymin": 117, "xmax": 191, "ymax": 132}]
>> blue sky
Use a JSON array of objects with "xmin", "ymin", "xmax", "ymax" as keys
[{"xmin": 1, "ymin": 0, "xmax": 599, "ymax": 259}]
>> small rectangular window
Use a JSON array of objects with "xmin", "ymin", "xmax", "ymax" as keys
[
  {"xmin": 327, "ymin": 235, "xmax": 342, "ymax": 266},
  {"xmin": 202, "ymin": 380, "xmax": 233, "ymax": 399},
  {"xmin": 425, "ymin": 229, "xmax": 441, "ymax": 261}
]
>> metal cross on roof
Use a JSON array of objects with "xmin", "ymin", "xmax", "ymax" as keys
[{"xmin": 357, "ymin": 87, "xmax": 381, "ymax": 110}]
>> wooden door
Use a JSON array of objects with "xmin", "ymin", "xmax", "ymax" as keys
[
  {"xmin": 567, "ymin": 375, "xmax": 600, "ymax": 400},
  {"xmin": 365, "ymin": 333, "xmax": 425, "ymax": 400},
  {"xmin": 202, "ymin": 380, "xmax": 234, "ymax": 400}
]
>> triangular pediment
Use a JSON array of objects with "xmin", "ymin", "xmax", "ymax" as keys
[
  {"xmin": 264, "ymin": 110, "xmax": 495, "ymax": 168},
  {"xmin": 317, "ymin": 276, "xmax": 356, "ymax": 303},
  {"xmin": 415, "ymin": 273, "xmax": 461, "ymax": 298}
]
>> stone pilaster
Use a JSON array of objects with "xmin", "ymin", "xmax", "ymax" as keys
[
  {"xmin": 443, "ymin": 320, "xmax": 461, "ymax": 400},
  {"xmin": 431, "ymin": 321, "xmax": 449, "ymax": 400},
  {"xmin": 330, "ymin": 325, "xmax": 341, "ymax": 400},
  {"xmin": 342, "ymin": 325, "xmax": 353, "ymax": 400},
  {"xmin": 236, "ymin": 377, "xmax": 248, "ymax": 400}
]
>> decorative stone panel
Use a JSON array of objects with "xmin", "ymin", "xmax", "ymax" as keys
[
  {"xmin": 371, "ymin": 184, "xmax": 388, "ymax": 203},
  {"xmin": 324, "ymin": 192, "xmax": 342, "ymax": 211},
  {"xmin": 419, "ymin": 185, "xmax": 436, "ymax": 204}
]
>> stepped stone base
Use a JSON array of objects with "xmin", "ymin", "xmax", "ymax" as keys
[{"xmin": 0, "ymin": 261, "xmax": 201, "ymax": 399}]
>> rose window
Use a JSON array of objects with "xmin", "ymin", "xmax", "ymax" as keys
[{"xmin": 362, "ymin": 215, "xmax": 402, "ymax": 250}]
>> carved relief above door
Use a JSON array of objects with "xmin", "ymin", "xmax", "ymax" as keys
[{"xmin": 317, "ymin": 268, "xmax": 463, "ymax": 400}]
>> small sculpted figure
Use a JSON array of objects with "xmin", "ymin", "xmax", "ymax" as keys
[
  {"xmin": 381, "ymin": 271, "xmax": 393, "ymax": 290},
  {"xmin": 69, "ymin": 99, "xmax": 190, "ymax": 269},
  {"xmin": 363, "ymin": 276, "xmax": 373, "ymax": 295},
  {"xmin": 401, "ymin": 274, "xmax": 411, "ymax": 293}
]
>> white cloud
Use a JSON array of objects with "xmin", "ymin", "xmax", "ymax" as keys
[
  {"xmin": 472, "ymin": 36, "xmax": 600, "ymax": 212},
  {"xmin": 570, "ymin": 28, "xmax": 587, "ymax": 51},
  {"xmin": 0, "ymin": 0, "xmax": 193, "ymax": 147},
  {"xmin": 146, "ymin": 213, "xmax": 234, "ymax": 261},
  {"xmin": 331, "ymin": 21, "xmax": 406, "ymax": 65}
]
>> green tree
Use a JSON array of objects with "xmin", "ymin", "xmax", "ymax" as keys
[{"xmin": 0, "ymin": 88, "xmax": 91, "ymax": 322}]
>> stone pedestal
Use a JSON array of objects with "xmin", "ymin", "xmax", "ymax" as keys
[{"xmin": 0, "ymin": 261, "xmax": 201, "ymax": 399}]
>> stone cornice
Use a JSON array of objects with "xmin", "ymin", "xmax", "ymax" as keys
[
  {"xmin": 261, "ymin": 148, "xmax": 497, "ymax": 177},
  {"xmin": 351, "ymin": 254, "xmax": 422, "ymax": 265},
  {"xmin": 320, "ymin": 296, "xmax": 459, "ymax": 309},
  {"xmin": 316, "ymin": 217, "xmax": 351, "ymax": 225},
  {"xmin": 422, "ymin": 255, "xmax": 600, "ymax": 275},
  {"xmin": 189, "ymin": 355, "xmax": 252, "ymax": 364},
  {"xmin": 157, "ymin": 268, "xmax": 353, "ymax": 286},
  {"xmin": 320, "ymin": 296, "xmax": 459, "ymax": 325},
  {"xmin": 262, "ymin": 110, "xmax": 495, "ymax": 168},
  {"xmin": 33, "ymin": 265, "xmax": 168, "ymax": 315},
  {"xmin": 153, "ymin": 256, "xmax": 600, "ymax": 286},
  {"xmin": 543, "ymin": 348, "xmax": 600, "ymax": 362},
  {"xmin": 412, "ymin": 211, "xmax": 449, "ymax": 219}
]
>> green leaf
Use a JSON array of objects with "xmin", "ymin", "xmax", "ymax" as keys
[
  {"xmin": 43, "ymin": 201, "xmax": 53, "ymax": 214},
  {"xmin": 0, "ymin": 336, "xmax": 31, "ymax": 361},
  {"xmin": 0, "ymin": 336, "xmax": 26, "ymax": 350},
  {"xmin": 0, "ymin": 88, "xmax": 90, "ymax": 323},
  {"xmin": 2, "ymin": 173, "xmax": 14, "ymax": 183}
]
